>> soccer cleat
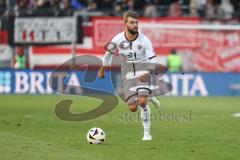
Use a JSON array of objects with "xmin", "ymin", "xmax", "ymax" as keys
[
  {"xmin": 142, "ymin": 133, "xmax": 152, "ymax": 141},
  {"xmin": 149, "ymin": 96, "xmax": 160, "ymax": 109}
]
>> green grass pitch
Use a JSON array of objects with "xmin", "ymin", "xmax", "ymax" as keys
[{"xmin": 0, "ymin": 95, "xmax": 240, "ymax": 160}]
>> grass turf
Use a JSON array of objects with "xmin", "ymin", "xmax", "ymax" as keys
[{"xmin": 0, "ymin": 95, "xmax": 240, "ymax": 160}]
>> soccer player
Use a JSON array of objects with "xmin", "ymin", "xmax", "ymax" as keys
[{"xmin": 98, "ymin": 11, "xmax": 160, "ymax": 141}]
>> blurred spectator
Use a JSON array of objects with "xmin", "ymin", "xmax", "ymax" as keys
[
  {"xmin": 124, "ymin": 0, "xmax": 135, "ymax": 11},
  {"xmin": 1, "ymin": 0, "xmax": 240, "ymax": 21},
  {"xmin": 168, "ymin": 0, "xmax": 182, "ymax": 17},
  {"xmin": 87, "ymin": 0, "xmax": 98, "ymax": 12},
  {"xmin": 14, "ymin": 47, "xmax": 28, "ymax": 69},
  {"xmin": 0, "ymin": 0, "xmax": 7, "ymax": 16},
  {"xmin": 49, "ymin": 0, "xmax": 61, "ymax": 16},
  {"xmin": 0, "ymin": 45, "xmax": 13, "ymax": 68},
  {"xmin": 179, "ymin": 0, "xmax": 190, "ymax": 16},
  {"xmin": 60, "ymin": 0, "xmax": 75, "ymax": 16},
  {"xmin": 167, "ymin": 49, "xmax": 182, "ymax": 73},
  {"xmin": 144, "ymin": 2, "xmax": 158, "ymax": 17},
  {"xmin": 219, "ymin": 0, "xmax": 234, "ymax": 19},
  {"xmin": 189, "ymin": 0, "xmax": 198, "ymax": 16},
  {"xmin": 196, "ymin": 0, "xmax": 207, "ymax": 18},
  {"xmin": 231, "ymin": 0, "xmax": 240, "ymax": 19},
  {"xmin": 157, "ymin": 0, "xmax": 171, "ymax": 16},
  {"xmin": 71, "ymin": 0, "xmax": 85, "ymax": 10},
  {"xmin": 205, "ymin": 0, "xmax": 216, "ymax": 19},
  {"xmin": 14, "ymin": 0, "xmax": 31, "ymax": 17},
  {"xmin": 32, "ymin": 0, "xmax": 52, "ymax": 16},
  {"xmin": 110, "ymin": 2, "xmax": 123, "ymax": 16}
]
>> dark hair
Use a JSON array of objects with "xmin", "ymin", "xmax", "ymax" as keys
[{"xmin": 123, "ymin": 11, "xmax": 139, "ymax": 23}]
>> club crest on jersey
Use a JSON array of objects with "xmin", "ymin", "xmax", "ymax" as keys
[{"xmin": 137, "ymin": 45, "xmax": 142, "ymax": 50}]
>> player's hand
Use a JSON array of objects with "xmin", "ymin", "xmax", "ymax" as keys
[
  {"xmin": 139, "ymin": 73, "xmax": 150, "ymax": 82},
  {"xmin": 98, "ymin": 67, "xmax": 105, "ymax": 79}
]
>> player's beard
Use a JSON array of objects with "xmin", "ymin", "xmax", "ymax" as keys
[{"xmin": 127, "ymin": 27, "xmax": 138, "ymax": 35}]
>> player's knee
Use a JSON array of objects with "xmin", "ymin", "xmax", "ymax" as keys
[
  {"xmin": 130, "ymin": 107, "xmax": 138, "ymax": 112},
  {"xmin": 138, "ymin": 98, "xmax": 147, "ymax": 107},
  {"xmin": 128, "ymin": 103, "xmax": 138, "ymax": 112}
]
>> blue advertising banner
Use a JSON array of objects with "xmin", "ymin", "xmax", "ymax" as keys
[
  {"xmin": 159, "ymin": 73, "xmax": 240, "ymax": 96},
  {"xmin": 0, "ymin": 69, "xmax": 239, "ymax": 96},
  {"xmin": 0, "ymin": 69, "xmax": 115, "ymax": 95}
]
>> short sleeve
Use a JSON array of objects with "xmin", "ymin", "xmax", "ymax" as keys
[
  {"xmin": 104, "ymin": 33, "xmax": 121, "ymax": 55},
  {"xmin": 102, "ymin": 33, "xmax": 122, "ymax": 66}
]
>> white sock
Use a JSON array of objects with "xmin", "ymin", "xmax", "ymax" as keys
[{"xmin": 139, "ymin": 104, "xmax": 151, "ymax": 135}]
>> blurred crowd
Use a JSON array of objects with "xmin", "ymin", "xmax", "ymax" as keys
[{"xmin": 0, "ymin": 0, "xmax": 240, "ymax": 20}]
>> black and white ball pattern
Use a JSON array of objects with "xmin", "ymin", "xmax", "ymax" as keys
[{"xmin": 87, "ymin": 127, "xmax": 105, "ymax": 144}]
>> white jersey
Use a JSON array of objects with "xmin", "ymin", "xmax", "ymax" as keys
[{"xmin": 102, "ymin": 31, "xmax": 157, "ymax": 79}]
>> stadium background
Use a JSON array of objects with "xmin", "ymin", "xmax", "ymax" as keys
[{"xmin": 0, "ymin": 0, "xmax": 240, "ymax": 160}]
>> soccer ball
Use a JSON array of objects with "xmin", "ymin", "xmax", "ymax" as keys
[{"xmin": 87, "ymin": 127, "xmax": 105, "ymax": 144}]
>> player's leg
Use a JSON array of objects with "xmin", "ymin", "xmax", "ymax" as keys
[
  {"xmin": 123, "ymin": 78, "xmax": 139, "ymax": 112},
  {"xmin": 138, "ymin": 94, "xmax": 152, "ymax": 141},
  {"xmin": 125, "ymin": 93, "xmax": 152, "ymax": 140},
  {"xmin": 148, "ymin": 74, "xmax": 160, "ymax": 109},
  {"xmin": 123, "ymin": 77, "xmax": 152, "ymax": 140},
  {"xmin": 149, "ymin": 95, "xmax": 160, "ymax": 109}
]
